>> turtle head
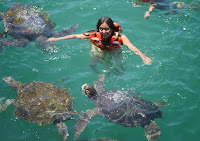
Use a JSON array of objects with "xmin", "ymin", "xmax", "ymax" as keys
[
  {"xmin": 2, "ymin": 77, "xmax": 22, "ymax": 91},
  {"xmin": 82, "ymin": 84, "xmax": 97, "ymax": 99},
  {"xmin": 3, "ymin": 77, "xmax": 14, "ymax": 84}
]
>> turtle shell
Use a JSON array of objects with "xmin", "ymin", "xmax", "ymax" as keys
[
  {"xmin": 14, "ymin": 81, "xmax": 74, "ymax": 125},
  {"xmin": 3, "ymin": 3, "xmax": 55, "ymax": 39},
  {"xmin": 94, "ymin": 91, "xmax": 162, "ymax": 127}
]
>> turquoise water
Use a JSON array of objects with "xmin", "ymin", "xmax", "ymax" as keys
[{"xmin": 0, "ymin": 0, "xmax": 200, "ymax": 141}]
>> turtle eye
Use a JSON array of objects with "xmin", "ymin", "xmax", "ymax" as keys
[{"xmin": 85, "ymin": 89, "xmax": 90, "ymax": 95}]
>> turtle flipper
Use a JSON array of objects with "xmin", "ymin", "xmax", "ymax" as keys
[
  {"xmin": 143, "ymin": 121, "xmax": 161, "ymax": 141},
  {"xmin": 0, "ymin": 38, "xmax": 29, "ymax": 48},
  {"xmin": 0, "ymin": 12, "xmax": 3, "ymax": 21},
  {"xmin": 74, "ymin": 108, "xmax": 100, "ymax": 140},
  {"xmin": 54, "ymin": 121, "xmax": 69, "ymax": 141},
  {"xmin": 0, "ymin": 98, "xmax": 15, "ymax": 112},
  {"xmin": 35, "ymin": 35, "xmax": 55, "ymax": 53},
  {"xmin": 94, "ymin": 74, "xmax": 105, "ymax": 94},
  {"xmin": 52, "ymin": 24, "xmax": 78, "ymax": 37}
]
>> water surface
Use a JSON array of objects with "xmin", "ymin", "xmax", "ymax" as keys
[{"xmin": 0, "ymin": 0, "xmax": 199, "ymax": 141}]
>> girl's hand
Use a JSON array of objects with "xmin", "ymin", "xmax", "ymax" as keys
[
  {"xmin": 142, "ymin": 57, "xmax": 152, "ymax": 65},
  {"xmin": 144, "ymin": 11, "xmax": 150, "ymax": 19}
]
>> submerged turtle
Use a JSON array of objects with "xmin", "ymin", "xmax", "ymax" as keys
[
  {"xmin": 0, "ymin": 3, "xmax": 77, "ymax": 53},
  {"xmin": 74, "ymin": 74, "xmax": 164, "ymax": 141},
  {"xmin": 1, "ymin": 76, "xmax": 75, "ymax": 141}
]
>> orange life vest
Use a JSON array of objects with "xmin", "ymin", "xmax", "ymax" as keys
[
  {"xmin": 113, "ymin": 23, "xmax": 122, "ymax": 33},
  {"xmin": 90, "ymin": 23, "xmax": 123, "ymax": 51}
]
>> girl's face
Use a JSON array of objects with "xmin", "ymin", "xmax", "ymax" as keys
[{"xmin": 99, "ymin": 23, "xmax": 113, "ymax": 39}]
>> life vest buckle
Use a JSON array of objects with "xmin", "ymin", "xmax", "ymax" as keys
[
  {"xmin": 91, "ymin": 37, "xmax": 99, "ymax": 41},
  {"xmin": 112, "ymin": 41, "xmax": 121, "ymax": 45}
]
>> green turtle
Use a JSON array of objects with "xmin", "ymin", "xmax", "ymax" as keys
[
  {"xmin": 0, "ymin": 3, "xmax": 77, "ymax": 53},
  {"xmin": 1, "ymin": 76, "xmax": 75, "ymax": 141},
  {"xmin": 74, "ymin": 74, "xmax": 163, "ymax": 141}
]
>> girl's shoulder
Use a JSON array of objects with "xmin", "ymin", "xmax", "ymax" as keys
[{"xmin": 114, "ymin": 32, "xmax": 124, "ymax": 37}]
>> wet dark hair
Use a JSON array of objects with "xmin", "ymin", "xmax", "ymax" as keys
[
  {"xmin": 96, "ymin": 17, "xmax": 116, "ymax": 35},
  {"xmin": 84, "ymin": 17, "xmax": 116, "ymax": 37}
]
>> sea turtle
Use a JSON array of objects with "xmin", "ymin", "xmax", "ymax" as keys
[
  {"xmin": 74, "ymin": 74, "xmax": 163, "ymax": 141},
  {"xmin": 1, "ymin": 76, "xmax": 75, "ymax": 141},
  {"xmin": 0, "ymin": 3, "xmax": 77, "ymax": 53}
]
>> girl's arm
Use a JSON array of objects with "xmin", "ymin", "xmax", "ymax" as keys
[
  {"xmin": 47, "ymin": 33, "xmax": 90, "ymax": 42},
  {"xmin": 121, "ymin": 34, "xmax": 152, "ymax": 65}
]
